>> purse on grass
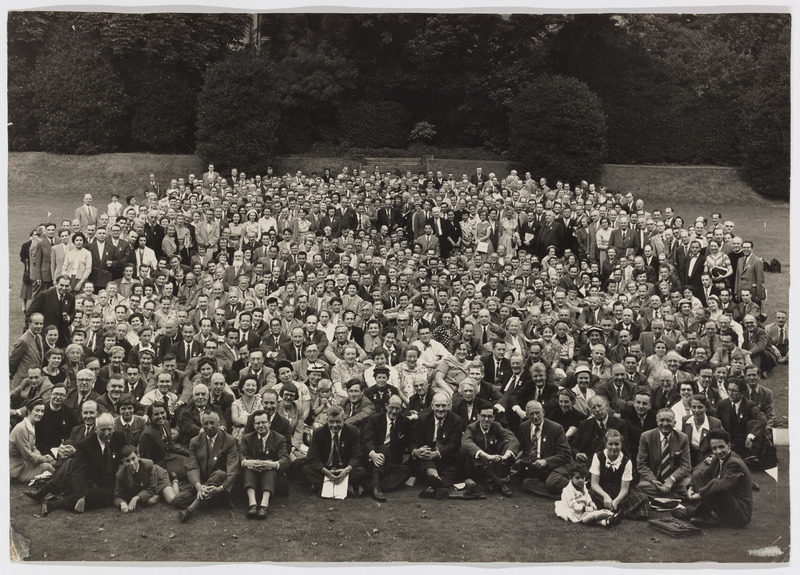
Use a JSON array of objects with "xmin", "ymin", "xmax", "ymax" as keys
[{"xmin": 648, "ymin": 518, "xmax": 701, "ymax": 538}]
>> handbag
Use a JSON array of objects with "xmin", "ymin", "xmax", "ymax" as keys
[{"xmin": 476, "ymin": 241, "xmax": 489, "ymax": 254}]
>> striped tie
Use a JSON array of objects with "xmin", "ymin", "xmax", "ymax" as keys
[{"xmin": 659, "ymin": 435, "xmax": 672, "ymax": 479}]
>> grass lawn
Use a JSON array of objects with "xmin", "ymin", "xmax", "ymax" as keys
[
  {"xmin": 6, "ymin": 153, "xmax": 792, "ymax": 563},
  {"xmin": 8, "ymin": 445, "xmax": 790, "ymax": 563}
]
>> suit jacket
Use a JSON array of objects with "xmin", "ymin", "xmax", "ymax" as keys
[
  {"xmin": 744, "ymin": 385, "xmax": 775, "ymax": 427},
  {"xmin": 278, "ymin": 342, "xmax": 307, "ymax": 363},
  {"xmin": 481, "ymin": 355, "xmax": 511, "ymax": 388},
  {"xmin": 636, "ymin": 428, "xmax": 691, "ymax": 484},
  {"xmin": 10, "ymin": 330, "xmax": 44, "ymax": 388},
  {"xmin": 113, "ymin": 415, "xmax": 147, "ymax": 447},
  {"xmin": 416, "ymin": 234, "xmax": 440, "ymax": 255},
  {"xmin": 716, "ymin": 397, "xmax": 768, "ymax": 441},
  {"xmin": 363, "ymin": 412, "xmax": 415, "ymax": 464},
  {"xmin": 26, "ymin": 286, "xmax": 75, "ymax": 347},
  {"xmin": 50, "ymin": 242, "xmax": 70, "ymax": 283},
  {"xmin": 404, "ymin": 389, "xmax": 434, "ymax": 417},
  {"xmin": 734, "ymin": 255, "xmax": 766, "ymax": 300},
  {"xmin": 681, "ymin": 415, "xmax": 723, "ymax": 465},
  {"xmin": 185, "ymin": 430, "xmax": 240, "ymax": 491},
  {"xmin": 89, "ymin": 240, "xmax": 119, "ymax": 289},
  {"xmin": 240, "ymin": 430, "xmax": 289, "ymax": 474},
  {"xmin": 340, "ymin": 395, "xmax": 376, "ymax": 431},
  {"xmin": 692, "ymin": 450, "xmax": 753, "ymax": 525},
  {"xmin": 619, "ymin": 405, "xmax": 657, "ymax": 451},
  {"xmin": 451, "ymin": 397, "xmax": 492, "ymax": 430},
  {"xmin": 595, "ymin": 380, "xmax": 636, "ymax": 414},
  {"xmin": 70, "ymin": 431, "xmax": 127, "ymax": 497},
  {"xmin": 413, "ymin": 410, "xmax": 463, "ymax": 461},
  {"xmin": 177, "ymin": 402, "xmax": 227, "ymax": 444},
  {"xmin": 517, "ymin": 418, "xmax": 572, "ymax": 469},
  {"xmin": 305, "ymin": 423, "xmax": 364, "ymax": 471},
  {"xmin": 679, "ymin": 254, "xmax": 707, "ymax": 296},
  {"xmin": 171, "ymin": 339, "xmax": 204, "ymax": 370},
  {"xmin": 74, "ymin": 204, "xmax": 99, "ymax": 230},
  {"xmin": 573, "ymin": 415, "xmax": 629, "ymax": 459},
  {"xmin": 610, "ymin": 228, "xmax": 637, "ymax": 255},
  {"xmin": 462, "ymin": 420, "xmax": 520, "ymax": 458},
  {"xmin": 30, "ymin": 237, "xmax": 54, "ymax": 283}
]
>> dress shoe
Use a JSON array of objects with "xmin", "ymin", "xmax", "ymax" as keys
[
  {"xmin": 418, "ymin": 487, "xmax": 436, "ymax": 499},
  {"xmin": 690, "ymin": 515, "xmax": 720, "ymax": 528},
  {"xmin": 41, "ymin": 501, "xmax": 50, "ymax": 517},
  {"xmin": 608, "ymin": 512, "xmax": 623, "ymax": 526},
  {"xmin": 25, "ymin": 488, "xmax": 47, "ymax": 502},
  {"xmin": 247, "ymin": 505, "xmax": 258, "ymax": 519},
  {"xmin": 372, "ymin": 488, "xmax": 387, "ymax": 503},
  {"xmin": 752, "ymin": 481, "xmax": 761, "ymax": 492},
  {"xmin": 498, "ymin": 484, "xmax": 513, "ymax": 498},
  {"xmin": 427, "ymin": 475, "xmax": 445, "ymax": 489},
  {"xmin": 257, "ymin": 506, "xmax": 268, "ymax": 519},
  {"xmin": 178, "ymin": 508, "xmax": 192, "ymax": 523},
  {"xmin": 671, "ymin": 505, "xmax": 692, "ymax": 521}
]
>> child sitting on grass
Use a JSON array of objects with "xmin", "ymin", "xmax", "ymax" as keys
[{"xmin": 555, "ymin": 463, "xmax": 617, "ymax": 527}]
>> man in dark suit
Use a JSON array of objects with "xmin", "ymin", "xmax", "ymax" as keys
[
  {"xmin": 573, "ymin": 396, "xmax": 629, "ymax": 461},
  {"xmin": 175, "ymin": 411, "xmax": 240, "ymax": 523},
  {"xmin": 636, "ymin": 408, "xmax": 691, "ymax": 498},
  {"xmin": 171, "ymin": 324, "xmax": 203, "ymax": 371},
  {"xmin": 176, "ymin": 384, "xmax": 227, "ymax": 445},
  {"xmin": 240, "ymin": 409, "xmax": 289, "ymax": 519},
  {"xmin": 516, "ymin": 400, "xmax": 572, "ymax": 498},
  {"xmin": 481, "ymin": 339, "xmax": 511, "ymax": 390},
  {"xmin": 610, "ymin": 216, "xmax": 637, "ymax": 257},
  {"xmin": 715, "ymin": 378, "xmax": 768, "ymax": 462},
  {"xmin": 303, "ymin": 405, "xmax": 366, "ymax": 495},
  {"xmin": 743, "ymin": 365, "xmax": 775, "ymax": 427},
  {"xmin": 26, "ymin": 275, "xmax": 75, "ymax": 348},
  {"xmin": 679, "ymin": 240, "xmax": 706, "ymax": 298},
  {"xmin": 41, "ymin": 413, "xmax": 125, "ymax": 516},
  {"xmin": 536, "ymin": 210, "xmax": 565, "ymax": 258},
  {"xmin": 462, "ymin": 404, "xmax": 519, "ymax": 497},
  {"xmin": 363, "ymin": 395, "xmax": 414, "ymax": 502},
  {"xmin": 88, "ymin": 227, "xmax": 118, "ymax": 292},
  {"xmin": 619, "ymin": 387, "xmax": 657, "ymax": 452},
  {"xmin": 683, "ymin": 428, "xmax": 753, "ymax": 527},
  {"xmin": 451, "ymin": 379, "xmax": 492, "ymax": 430},
  {"xmin": 404, "ymin": 378, "xmax": 434, "ymax": 420},
  {"xmin": 412, "ymin": 392, "xmax": 463, "ymax": 492},
  {"xmin": 506, "ymin": 363, "xmax": 560, "ymax": 432},
  {"xmin": 596, "ymin": 364, "xmax": 636, "ymax": 414}
]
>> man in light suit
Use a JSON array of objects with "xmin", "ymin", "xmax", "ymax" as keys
[
  {"xmin": 30, "ymin": 223, "xmax": 56, "ymax": 292},
  {"xmin": 733, "ymin": 240, "xmax": 766, "ymax": 302},
  {"xmin": 240, "ymin": 409, "xmax": 289, "ymax": 519},
  {"xmin": 74, "ymin": 193, "xmax": 99, "ymax": 231},
  {"xmin": 201, "ymin": 163, "xmax": 220, "ymax": 187},
  {"xmin": 516, "ymin": 400, "xmax": 572, "ymax": 498},
  {"xmin": 636, "ymin": 408, "xmax": 691, "ymax": 498},
  {"xmin": 88, "ymin": 227, "xmax": 118, "ymax": 292},
  {"xmin": 175, "ymin": 410, "xmax": 240, "ymax": 522},
  {"xmin": 416, "ymin": 224, "xmax": 440, "ymax": 256},
  {"xmin": 50, "ymin": 229, "xmax": 73, "ymax": 284},
  {"xmin": 10, "ymin": 312, "xmax": 45, "ymax": 388}
]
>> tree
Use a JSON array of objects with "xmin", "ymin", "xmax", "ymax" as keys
[
  {"xmin": 337, "ymin": 100, "xmax": 411, "ymax": 148},
  {"xmin": 509, "ymin": 75, "xmax": 607, "ymax": 182},
  {"xmin": 195, "ymin": 50, "xmax": 281, "ymax": 174},
  {"xmin": 29, "ymin": 32, "xmax": 128, "ymax": 154}
]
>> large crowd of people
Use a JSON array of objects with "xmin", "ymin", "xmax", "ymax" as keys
[{"xmin": 10, "ymin": 163, "xmax": 786, "ymax": 530}]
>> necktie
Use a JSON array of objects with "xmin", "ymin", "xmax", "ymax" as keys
[
  {"xmin": 433, "ymin": 418, "xmax": 441, "ymax": 446},
  {"xmin": 529, "ymin": 426, "xmax": 540, "ymax": 459},
  {"xmin": 104, "ymin": 442, "xmax": 112, "ymax": 469},
  {"xmin": 507, "ymin": 374, "xmax": 517, "ymax": 393},
  {"xmin": 332, "ymin": 433, "xmax": 341, "ymax": 467},
  {"xmin": 616, "ymin": 385, "xmax": 623, "ymax": 398},
  {"xmin": 35, "ymin": 334, "xmax": 44, "ymax": 360},
  {"xmin": 124, "ymin": 423, "xmax": 132, "ymax": 444},
  {"xmin": 262, "ymin": 437, "xmax": 268, "ymax": 454},
  {"xmin": 779, "ymin": 327, "xmax": 785, "ymax": 345},
  {"xmin": 386, "ymin": 420, "xmax": 393, "ymax": 445},
  {"xmin": 659, "ymin": 435, "xmax": 671, "ymax": 479}
]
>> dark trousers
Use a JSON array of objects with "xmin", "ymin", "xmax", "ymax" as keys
[
  {"xmin": 243, "ymin": 468, "xmax": 278, "ymax": 494},
  {"xmin": 52, "ymin": 480, "xmax": 114, "ymax": 511},
  {"xmin": 303, "ymin": 465, "xmax": 366, "ymax": 492},
  {"xmin": 370, "ymin": 446, "xmax": 411, "ymax": 491},
  {"xmin": 521, "ymin": 464, "xmax": 571, "ymax": 497},
  {"xmin": 174, "ymin": 469, "xmax": 229, "ymax": 509}
]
